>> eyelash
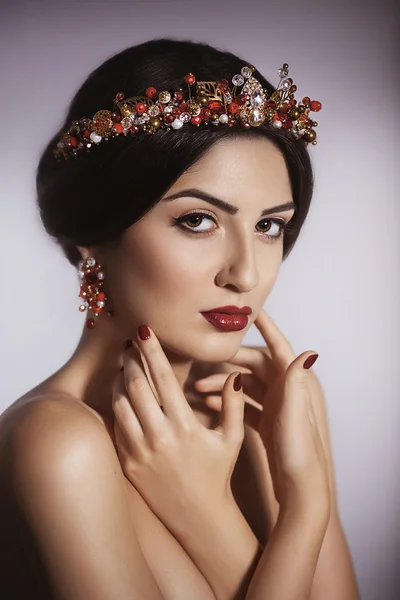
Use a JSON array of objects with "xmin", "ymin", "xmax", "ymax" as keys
[{"xmin": 174, "ymin": 210, "xmax": 290, "ymax": 242}]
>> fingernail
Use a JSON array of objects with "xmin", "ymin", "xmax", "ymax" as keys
[
  {"xmin": 123, "ymin": 339, "xmax": 133, "ymax": 350},
  {"xmin": 138, "ymin": 324, "xmax": 151, "ymax": 341},
  {"xmin": 233, "ymin": 373, "xmax": 242, "ymax": 391},
  {"xmin": 303, "ymin": 353, "xmax": 319, "ymax": 370}
]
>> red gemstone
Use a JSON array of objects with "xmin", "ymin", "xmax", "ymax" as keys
[
  {"xmin": 129, "ymin": 125, "xmax": 140, "ymax": 134},
  {"xmin": 310, "ymin": 100, "xmax": 322, "ymax": 111},
  {"xmin": 278, "ymin": 106, "xmax": 288, "ymax": 115},
  {"xmin": 208, "ymin": 101, "xmax": 224, "ymax": 113},
  {"xmin": 112, "ymin": 112, "xmax": 121, "ymax": 122},
  {"xmin": 228, "ymin": 103, "xmax": 239, "ymax": 114},
  {"xmin": 135, "ymin": 102, "xmax": 146, "ymax": 114},
  {"xmin": 201, "ymin": 108, "xmax": 212, "ymax": 120},
  {"xmin": 164, "ymin": 114, "xmax": 175, "ymax": 124},
  {"xmin": 302, "ymin": 96, "xmax": 311, "ymax": 105},
  {"xmin": 97, "ymin": 292, "xmax": 105, "ymax": 301},
  {"xmin": 184, "ymin": 73, "xmax": 196, "ymax": 85},
  {"xmin": 175, "ymin": 92, "xmax": 184, "ymax": 101},
  {"xmin": 235, "ymin": 94, "xmax": 247, "ymax": 105},
  {"xmin": 191, "ymin": 116, "xmax": 202, "ymax": 125},
  {"xmin": 92, "ymin": 306, "xmax": 102, "ymax": 314},
  {"xmin": 69, "ymin": 136, "xmax": 78, "ymax": 147},
  {"xmin": 145, "ymin": 87, "xmax": 157, "ymax": 98},
  {"xmin": 116, "ymin": 92, "xmax": 125, "ymax": 101},
  {"xmin": 85, "ymin": 318, "xmax": 96, "ymax": 329},
  {"xmin": 85, "ymin": 271, "xmax": 98, "ymax": 285},
  {"xmin": 282, "ymin": 120, "xmax": 294, "ymax": 129},
  {"xmin": 113, "ymin": 122, "xmax": 123, "ymax": 133}
]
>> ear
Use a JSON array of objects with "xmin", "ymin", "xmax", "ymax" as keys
[{"xmin": 77, "ymin": 246, "xmax": 90, "ymax": 261}]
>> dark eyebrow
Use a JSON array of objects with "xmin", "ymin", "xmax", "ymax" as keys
[{"xmin": 162, "ymin": 188, "xmax": 296, "ymax": 217}]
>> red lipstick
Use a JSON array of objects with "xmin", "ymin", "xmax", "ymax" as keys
[
  {"xmin": 202, "ymin": 305, "xmax": 252, "ymax": 315},
  {"xmin": 201, "ymin": 305, "xmax": 252, "ymax": 332}
]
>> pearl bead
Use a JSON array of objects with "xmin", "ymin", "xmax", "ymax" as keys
[
  {"xmin": 219, "ymin": 114, "xmax": 229, "ymax": 123},
  {"xmin": 89, "ymin": 132, "xmax": 102, "ymax": 143},
  {"xmin": 171, "ymin": 119, "xmax": 184, "ymax": 129}
]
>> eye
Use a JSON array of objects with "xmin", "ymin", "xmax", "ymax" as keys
[{"xmin": 174, "ymin": 211, "xmax": 288, "ymax": 241}]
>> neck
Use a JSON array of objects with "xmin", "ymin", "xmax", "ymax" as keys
[{"xmin": 46, "ymin": 312, "xmax": 198, "ymax": 420}]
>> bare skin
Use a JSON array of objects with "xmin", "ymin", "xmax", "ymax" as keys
[{"xmin": 0, "ymin": 137, "xmax": 359, "ymax": 599}]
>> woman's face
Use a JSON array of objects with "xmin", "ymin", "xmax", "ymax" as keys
[{"xmin": 101, "ymin": 136, "xmax": 295, "ymax": 363}]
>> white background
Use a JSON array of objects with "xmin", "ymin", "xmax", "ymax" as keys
[{"xmin": 0, "ymin": 0, "xmax": 399, "ymax": 597}]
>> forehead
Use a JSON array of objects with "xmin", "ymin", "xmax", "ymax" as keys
[{"xmin": 176, "ymin": 136, "xmax": 292, "ymax": 200}]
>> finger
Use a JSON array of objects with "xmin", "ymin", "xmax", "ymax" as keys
[
  {"xmin": 214, "ymin": 372, "xmax": 245, "ymax": 444},
  {"xmin": 194, "ymin": 372, "xmax": 266, "ymax": 406},
  {"xmin": 123, "ymin": 341, "xmax": 165, "ymax": 435},
  {"xmin": 112, "ymin": 370, "xmax": 145, "ymax": 446},
  {"xmin": 253, "ymin": 308, "xmax": 296, "ymax": 371},
  {"xmin": 206, "ymin": 393, "xmax": 262, "ymax": 430},
  {"xmin": 281, "ymin": 351, "xmax": 319, "ymax": 431},
  {"xmin": 135, "ymin": 325, "xmax": 196, "ymax": 425}
]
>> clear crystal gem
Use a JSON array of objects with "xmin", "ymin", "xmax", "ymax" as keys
[
  {"xmin": 241, "ymin": 66, "xmax": 252, "ymax": 79},
  {"xmin": 179, "ymin": 112, "xmax": 191, "ymax": 123},
  {"xmin": 248, "ymin": 109, "xmax": 265, "ymax": 126},
  {"xmin": 87, "ymin": 258, "xmax": 96, "ymax": 267},
  {"xmin": 278, "ymin": 68, "xmax": 289, "ymax": 77},
  {"xmin": 282, "ymin": 79, "xmax": 291, "ymax": 89},
  {"xmin": 148, "ymin": 105, "xmax": 160, "ymax": 116},
  {"xmin": 98, "ymin": 272, "xmax": 105, "ymax": 280},
  {"xmin": 249, "ymin": 91, "xmax": 264, "ymax": 108},
  {"xmin": 121, "ymin": 117, "xmax": 132, "ymax": 129},
  {"xmin": 232, "ymin": 74, "xmax": 245, "ymax": 87},
  {"xmin": 158, "ymin": 91, "xmax": 171, "ymax": 103}
]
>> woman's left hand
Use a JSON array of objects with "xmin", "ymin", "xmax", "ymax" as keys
[{"xmin": 112, "ymin": 325, "xmax": 245, "ymax": 532}]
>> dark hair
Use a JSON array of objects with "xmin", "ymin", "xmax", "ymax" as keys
[{"xmin": 36, "ymin": 37, "xmax": 315, "ymax": 267}]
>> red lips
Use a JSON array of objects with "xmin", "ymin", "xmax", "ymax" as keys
[{"xmin": 202, "ymin": 305, "xmax": 252, "ymax": 315}]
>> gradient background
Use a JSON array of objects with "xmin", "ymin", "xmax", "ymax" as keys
[{"xmin": 0, "ymin": 0, "xmax": 399, "ymax": 598}]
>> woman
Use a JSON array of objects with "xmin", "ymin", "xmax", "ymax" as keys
[{"xmin": 0, "ymin": 38, "xmax": 360, "ymax": 599}]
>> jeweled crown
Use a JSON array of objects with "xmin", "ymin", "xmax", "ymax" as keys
[{"xmin": 53, "ymin": 63, "xmax": 322, "ymax": 161}]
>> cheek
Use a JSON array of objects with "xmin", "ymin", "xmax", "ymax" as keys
[{"xmin": 123, "ymin": 232, "xmax": 208, "ymax": 297}]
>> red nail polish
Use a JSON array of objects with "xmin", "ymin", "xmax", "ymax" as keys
[
  {"xmin": 233, "ymin": 373, "xmax": 242, "ymax": 391},
  {"xmin": 123, "ymin": 339, "xmax": 132, "ymax": 350},
  {"xmin": 138, "ymin": 324, "xmax": 151, "ymax": 341},
  {"xmin": 303, "ymin": 354, "xmax": 319, "ymax": 370}
]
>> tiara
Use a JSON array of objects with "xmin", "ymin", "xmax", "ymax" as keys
[{"xmin": 53, "ymin": 63, "xmax": 322, "ymax": 161}]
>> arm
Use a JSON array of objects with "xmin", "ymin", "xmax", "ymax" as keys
[
  {"xmin": 175, "ymin": 358, "xmax": 360, "ymax": 599},
  {"xmin": 306, "ymin": 371, "xmax": 360, "ymax": 599},
  {"xmin": 11, "ymin": 395, "xmax": 164, "ymax": 600},
  {"xmin": 218, "ymin": 354, "xmax": 360, "ymax": 600}
]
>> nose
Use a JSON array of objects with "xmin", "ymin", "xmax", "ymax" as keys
[{"xmin": 215, "ymin": 234, "xmax": 259, "ymax": 292}]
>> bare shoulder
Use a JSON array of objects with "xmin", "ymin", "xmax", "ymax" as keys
[{"xmin": 1, "ymin": 393, "xmax": 163, "ymax": 599}]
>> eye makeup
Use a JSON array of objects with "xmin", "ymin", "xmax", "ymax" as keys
[{"xmin": 173, "ymin": 209, "xmax": 292, "ymax": 242}]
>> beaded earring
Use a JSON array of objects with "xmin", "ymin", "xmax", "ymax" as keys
[{"xmin": 77, "ymin": 256, "xmax": 111, "ymax": 329}]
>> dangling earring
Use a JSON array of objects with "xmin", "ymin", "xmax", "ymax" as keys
[{"xmin": 77, "ymin": 257, "xmax": 112, "ymax": 329}]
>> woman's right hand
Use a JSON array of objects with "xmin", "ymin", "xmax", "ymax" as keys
[{"xmin": 195, "ymin": 309, "xmax": 331, "ymax": 520}]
